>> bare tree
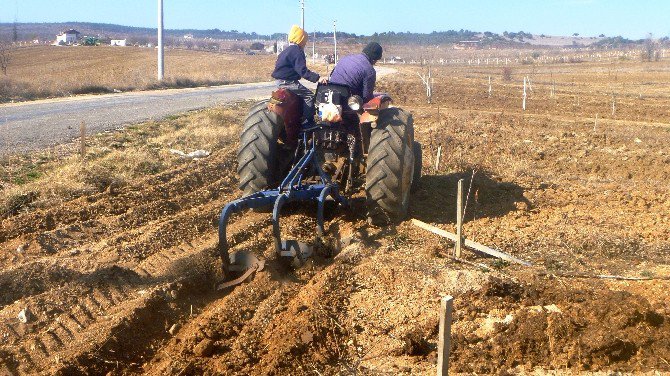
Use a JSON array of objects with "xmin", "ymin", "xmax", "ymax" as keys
[{"xmin": 643, "ymin": 34, "xmax": 660, "ymax": 62}]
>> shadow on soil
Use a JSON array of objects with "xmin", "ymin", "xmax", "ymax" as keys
[{"xmin": 411, "ymin": 170, "xmax": 530, "ymax": 225}]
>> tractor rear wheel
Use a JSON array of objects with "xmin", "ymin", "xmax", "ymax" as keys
[
  {"xmin": 365, "ymin": 108, "xmax": 415, "ymax": 226},
  {"xmin": 237, "ymin": 100, "xmax": 282, "ymax": 196}
]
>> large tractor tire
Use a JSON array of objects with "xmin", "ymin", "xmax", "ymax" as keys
[
  {"xmin": 237, "ymin": 100, "xmax": 282, "ymax": 196},
  {"xmin": 365, "ymin": 108, "xmax": 415, "ymax": 226}
]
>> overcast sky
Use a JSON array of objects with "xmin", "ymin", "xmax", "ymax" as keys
[{"xmin": 2, "ymin": 0, "xmax": 668, "ymax": 39}]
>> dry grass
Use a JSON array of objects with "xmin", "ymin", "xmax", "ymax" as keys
[
  {"xmin": 1, "ymin": 45, "xmax": 277, "ymax": 101},
  {"xmin": 0, "ymin": 102, "xmax": 248, "ymax": 217}
]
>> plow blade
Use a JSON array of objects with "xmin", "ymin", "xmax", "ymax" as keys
[{"xmin": 216, "ymin": 251, "xmax": 265, "ymax": 290}]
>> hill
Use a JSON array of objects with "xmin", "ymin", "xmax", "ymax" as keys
[{"xmin": 0, "ymin": 21, "xmax": 643, "ymax": 48}]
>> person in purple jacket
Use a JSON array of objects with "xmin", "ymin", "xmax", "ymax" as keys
[
  {"xmin": 271, "ymin": 25, "xmax": 327, "ymax": 126},
  {"xmin": 329, "ymin": 42, "xmax": 383, "ymax": 103}
]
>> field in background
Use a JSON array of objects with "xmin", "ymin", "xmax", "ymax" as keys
[
  {"xmin": 3, "ymin": 42, "xmax": 666, "ymax": 103},
  {"xmin": 0, "ymin": 45, "xmax": 279, "ymax": 102},
  {"xmin": 1, "ymin": 49, "xmax": 669, "ymax": 374}
]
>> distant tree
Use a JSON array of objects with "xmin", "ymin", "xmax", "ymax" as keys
[
  {"xmin": 250, "ymin": 42, "xmax": 264, "ymax": 50},
  {"xmin": 82, "ymin": 37, "xmax": 99, "ymax": 46},
  {"xmin": 502, "ymin": 67, "xmax": 512, "ymax": 81},
  {"xmin": 599, "ymin": 34, "xmax": 605, "ymax": 38},
  {"xmin": 642, "ymin": 34, "xmax": 660, "ymax": 62},
  {"xmin": 573, "ymin": 33, "xmax": 580, "ymax": 37}
]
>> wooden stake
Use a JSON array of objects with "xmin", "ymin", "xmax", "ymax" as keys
[
  {"xmin": 80, "ymin": 121, "xmax": 86, "ymax": 158},
  {"xmin": 522, "ymin": 77, "xmax": 527, "ymax": 111},
  {"xmin": 435, "ymin": 145, "xmax": 442, "ymax": 172},
  {"xmin": 488, "ymin": 76, "xmax": 492, "ymax": 97},
  {"xmin": 455, "ymin": 179, "xmax": 464, "ymax": 258},
  {"xmin": 437, "ymin": 296, "xmax": 454, "ymax": 376}
]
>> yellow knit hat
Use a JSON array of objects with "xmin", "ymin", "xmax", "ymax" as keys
[{"xmin": 288, "ymin": 25, "xmax": 307, "ymax": 47}]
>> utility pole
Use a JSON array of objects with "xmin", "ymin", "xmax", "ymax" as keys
[
  {"xmin": 300, "ymin": 0, "xmax": 305, "ymax": 29},
  {"xmin": 157, "ymin": 0, "xmax": 164, "ymax": 81},
  {"xmin": 312, "ymin": 31, "xmax": 315, "ymax": 64},
  {"xmin": 333, "ymin": 20, "xmax": 337, "ymax": 63}
]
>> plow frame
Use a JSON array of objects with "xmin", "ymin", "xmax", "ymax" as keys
[{"xmin": 218, "ymin": 133, "xmax": 348, "ymax": 276}]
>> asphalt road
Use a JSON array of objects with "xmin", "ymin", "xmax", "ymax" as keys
[
  {"xmin": 0, "ymin": 81, "xmax": 277, "ymax": 156},
  {"xmin": 0, "ymin": 66, "xmax": 396, "ymax": 156}
]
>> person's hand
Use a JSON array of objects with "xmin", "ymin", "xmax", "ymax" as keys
[{"xmin": 319, "ymin": 77, "xmax": 329, "ymax": 84}]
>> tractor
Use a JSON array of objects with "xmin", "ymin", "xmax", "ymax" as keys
[{"xmin": 217, "ymin": 83, "xmax": 421, "ymax": 286}]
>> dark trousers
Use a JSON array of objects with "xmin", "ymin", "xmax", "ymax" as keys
[{"xmin": 276, "ymin": 80, "xmax": 315, "ymax": 124}]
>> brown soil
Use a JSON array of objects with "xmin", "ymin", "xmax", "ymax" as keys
[{"xmin": 1, "ymin": 58, "xmax": 669, "ymax": 375}]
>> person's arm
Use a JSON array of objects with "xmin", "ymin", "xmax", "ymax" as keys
[
  {"xmin": 362, "ymin": 67, "xmax": 377, "ymax": 102},
  {"xmin": 293, "ymin": 49, "xmax": 320, "ymax": 83}
]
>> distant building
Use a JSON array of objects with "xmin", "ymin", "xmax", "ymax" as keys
[
  {"xmin": 111, "ymin": 39, "xmax": 127, "ymax": 47},
  {"xmin": 55, "ymin": 29, "xmax": 81, "ymax": 45},
  {"xmin": 454, "ymin": 40, "xmax": 481, "ymax": 50},
  {"xmin": 184, "ymin": 34, "xmax": 194, "ymax": 39}
]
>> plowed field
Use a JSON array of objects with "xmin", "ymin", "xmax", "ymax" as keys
[{"xmin": 1, "ymin": 58, "xmax": 669, "ymax": 375}]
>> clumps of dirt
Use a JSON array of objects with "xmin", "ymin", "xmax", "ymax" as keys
[
  {"xmin": 451, "ymin": 274, "xmax": 670, "ymax": 373},
  {"xmin": 163, "ymin": 248, "xmax": 222, "ymax": 291}
]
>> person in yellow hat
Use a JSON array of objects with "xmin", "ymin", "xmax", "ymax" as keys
[{"xmin": 271, "ymin": 25, "xmax": 327, "ymax": 126}]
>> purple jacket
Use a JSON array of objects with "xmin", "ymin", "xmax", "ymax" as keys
[
  {"xmin": 329, "ymin": 53, "xmax": 376, "ymax": 102},
  {"xmin": 271, "ymin": 44, "xmax": 320, "ymax": 83}
]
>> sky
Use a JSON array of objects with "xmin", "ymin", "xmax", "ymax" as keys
[{"xmin": 2, "ymin": 0, "xmax": 669, "ymax": 39}]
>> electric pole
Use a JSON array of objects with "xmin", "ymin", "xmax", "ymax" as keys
[
  {"xmin": 300, "ymin": 0, "xmax": 305, "ymax": 29},
  {"xmin": 312, "ymin": 31, "xmax": 315, "ymax": 64},
  {"xmin": 157, "ymin": 0, "xmax": 164, "ymax": 81},
  {"xmin": 333, "ymin": 20, "xmax": 337, "ymax": 63}
]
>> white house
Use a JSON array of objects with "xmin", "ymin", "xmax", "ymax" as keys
[
  {"xmin": 55, "ymin": 29, "xmax": 80, "ymax": 45},
  {"xmin": 110, "ymin": 39, "xmax": 127, "ymax": 47}
]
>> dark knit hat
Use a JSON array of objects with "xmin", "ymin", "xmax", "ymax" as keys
[{"xmin": 363, "ymin": 42, "xmax": 383, "ymax": 61}]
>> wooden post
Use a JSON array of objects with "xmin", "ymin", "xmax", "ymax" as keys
[
  {"xmin": 437, "ymin": 296, "xmax": 454, "ymax": 376},
  {"xmin": 455, "ymin": 179, "xmax": 464, "ymax": 258},
  {"xmin": 80, "ymin": 121, "xmax": 86, "ymax": 158},
  {"xmin": 594, "ymin": 113, "xmax": 598, "ymax": 132},
  {"xmin": 488, "ymin": 76, "xmax": 491, "ymax": 97},
  {"xmin": 522, "ymin": 77, "xmax": 527, "ymax": 111}
]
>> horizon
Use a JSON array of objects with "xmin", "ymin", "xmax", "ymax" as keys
[
  {"xmin": 0, "ymin": 20, "xmax": 659, "ymax": 41},
  {"xmin": 1, "ymin": 1, "xmax": 669, "ymax": 40}
]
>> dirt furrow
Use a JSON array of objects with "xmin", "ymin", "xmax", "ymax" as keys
[{"xmin": 0, "ymin": 148, "xmax": 236, "ymax": 244}]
